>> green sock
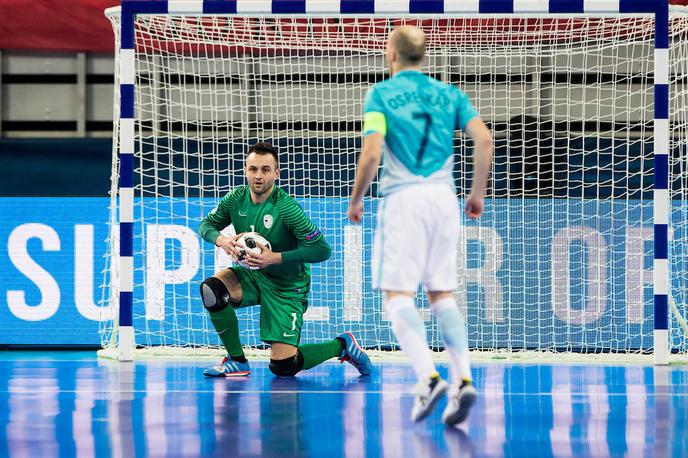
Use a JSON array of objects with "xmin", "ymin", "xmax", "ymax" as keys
[
  {"xmin": 208, "ymin": 306, "xmax": 244, "ymax": 359},
  {"xmin": 298, "ymin": 339, "xmax": 343, "ymax": 370}
]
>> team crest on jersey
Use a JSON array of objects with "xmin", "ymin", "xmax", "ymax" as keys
[{"xmin": 263, "ymin": 214, "xmax": 274, "ymax": 229}]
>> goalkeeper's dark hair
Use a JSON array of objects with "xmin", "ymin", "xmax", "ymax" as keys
[{"xmin": 247, "ymin": 142, "xmax": 279, "ymax": 167}]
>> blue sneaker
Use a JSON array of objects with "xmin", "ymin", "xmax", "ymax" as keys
[
  {"xmin": 203, "ymin": 355, "xmax": 251, "ymax": 377},
  {"xmin": 337, "ymin": 331, "xmax": 373, "ymax": 376}
]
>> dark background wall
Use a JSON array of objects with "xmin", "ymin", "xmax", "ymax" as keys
[
  {"xmin": 0, "ymin": 135, "xmax": 663, "ymax": 199},
  {"xmin": 0, "ymin": 139, "xmax": 112, "ymax": 196}
]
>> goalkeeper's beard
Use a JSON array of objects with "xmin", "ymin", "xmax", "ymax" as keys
[{"xmin": 250, "ymin": 181, "xmax": 273, "ymax": 196}]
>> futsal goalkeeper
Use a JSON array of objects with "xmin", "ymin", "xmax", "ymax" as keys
[
  {"xmin": 199, "ymin": 141, "xmax": 372, "ymax": 378},
  {"xmin": 347, "ymin": 26, "xmax": 493, "ymax": 425}
]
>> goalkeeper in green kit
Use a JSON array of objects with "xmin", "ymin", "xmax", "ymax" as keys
[{"xmin": 198, "ymin": 142, "xmax": 372, "ymax": 377}]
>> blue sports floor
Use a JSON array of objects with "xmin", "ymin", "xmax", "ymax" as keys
[{"xmin": 0, "ymin": 352, "xmax": 686, "ymax": 458}]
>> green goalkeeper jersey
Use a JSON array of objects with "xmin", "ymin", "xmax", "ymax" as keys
[{"xmin": 198, "ymin": 185, "xmax": 331, "ymax": 287}]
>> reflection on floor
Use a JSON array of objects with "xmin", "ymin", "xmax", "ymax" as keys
[{"xmin": 0, "ymin": 352, "xmax": 686, "ymax": 457}]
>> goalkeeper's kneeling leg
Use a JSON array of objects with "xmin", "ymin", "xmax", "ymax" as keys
[
  {"xmin": 269, "ymin": 353, "xmax": 305, "ymax": 377},
  {"xmin": 200, "ymin": 277, "xmax": 233, "ymax": 312}
]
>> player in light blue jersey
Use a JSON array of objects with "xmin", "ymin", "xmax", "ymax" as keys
[{"xmin": 348, "ymin": 26, "xmax": 493, "ymax": 426}]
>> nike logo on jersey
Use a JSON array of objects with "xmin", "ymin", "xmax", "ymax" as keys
[
  {"xmin": 283, "ymin": 332, "xmax": 296, "ymax": 337},
  {"xmin": 238, "ymin": 211, "xmax": 247, "ymax": 217}
]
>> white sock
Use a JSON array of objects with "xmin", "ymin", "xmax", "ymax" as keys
[
  {"xmin": 387, "ymin": 295, "xmax": 437, "ymax": 381},
  {"xmin": 430, "ymin": 297, "xmax": 472, "ymax": 383}
]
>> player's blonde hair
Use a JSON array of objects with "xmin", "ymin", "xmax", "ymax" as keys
[{"xmin": 389, "ymin": 26, "xmax": 426, "ymax": 67}]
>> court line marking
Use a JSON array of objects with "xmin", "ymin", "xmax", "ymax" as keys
[{"xmin": 3, "ymin": 389, "xmax": 688, "ymax": 396}]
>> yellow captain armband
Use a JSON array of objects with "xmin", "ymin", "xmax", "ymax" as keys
[{"xmin": 363, "ymin": 111, "xmax": 387, "ymax": 136}]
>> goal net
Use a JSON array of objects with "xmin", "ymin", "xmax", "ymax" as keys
[{"xmin": 101, "ymin": 4, "xmax": 688, "ymax": 362}]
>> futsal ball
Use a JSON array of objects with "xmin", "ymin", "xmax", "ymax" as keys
[{"xmin": 234, "ymin": 232, "xmax": 271, "ymax": 270}]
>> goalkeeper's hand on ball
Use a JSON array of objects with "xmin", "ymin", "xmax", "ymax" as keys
[
  {"xmin": 242, "ymin": 241, "xmax": 281, "ymax": 269},
  {"xmin": 216, "ymin": 233, "xmax": 245, "ymax": 259}
]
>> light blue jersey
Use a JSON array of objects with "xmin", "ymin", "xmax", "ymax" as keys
[{"xmin": 362, "ymin": 70, "xmax": 479, "ymax": 195}]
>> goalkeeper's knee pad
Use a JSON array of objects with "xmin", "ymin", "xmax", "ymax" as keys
[
  {"xmin": 269, "ymin": 353, "xmax": 304, "ymax": 377},
  {"xmin": 200, "ymin": 277, "xmax": 231, "ymax": 313}
]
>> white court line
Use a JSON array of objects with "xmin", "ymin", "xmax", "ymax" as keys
[{"xmin": 4, "ymin": 389, "xmax": 688, "ymax": 396}]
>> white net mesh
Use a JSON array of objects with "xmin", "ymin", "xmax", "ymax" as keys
[{"xmin": 101, "ymin": 10, "xmax": 688, "ymax": 361}]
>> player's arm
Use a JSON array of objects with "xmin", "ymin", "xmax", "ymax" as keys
[
  {"xmin": 349, "ymin": 130, "xmax": 383, "ymax": 224},
  {"xmin": 455, "ymin": 88, "xmax": 493, "ymax": 219},
  {"xmin": 198, "ymin": 193, "xmax": 242, "ymax": 256},
  {"xmin": 244, "ymin": 200, "xmax": 331, "ymax": 268},
  {"xmin": 198, "ymin": 208, "xmax": 228, "ymax": 245},
  {"xmin": 278, "ymin": 203, "xmax": 331, "ymax": 264},
  {"xmin": 463, "ymin": 117, "xmax": 493, "ymax": 219},
  {"xmin": 464, "ymin": 117, "xmax": 492, "ymax": 196},
  {"xmin": 348, "ymin": 99, "xmax": 386, "ymax": 223}
]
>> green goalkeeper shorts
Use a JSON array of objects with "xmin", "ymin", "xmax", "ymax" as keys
[{"xmin": 229, "ymin": 266, "xmax": 308, "ymax": 346}]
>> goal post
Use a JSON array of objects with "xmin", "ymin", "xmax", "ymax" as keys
[{"xmin": 101, "ymin": 0, "xmax": 688, "ymax": 364}]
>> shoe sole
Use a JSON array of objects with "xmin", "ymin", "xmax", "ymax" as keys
[
  {"xmin": 224, "ymin": 371, "xmax": 251, "ymax": 377},
  {"xmin": 443, "ymin": 389, "xmax": 477, "ymax": 426},
  {"xmin": 203, "ymin": 370, "xmax": 251, "ymax": 377},
  {"xmin": 412, "ymin": 380, "xmax": 448, "ymax": 422}
]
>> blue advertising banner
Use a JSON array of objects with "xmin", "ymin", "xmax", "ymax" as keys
[
  {"xmin": 0, "ymin": 197, "xmax": 682, "ymax": 349},
  {"xmin": 0, "ymin": 198, "xmax": 111, "ymax": 345}
]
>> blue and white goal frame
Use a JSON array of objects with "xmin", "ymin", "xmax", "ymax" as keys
[{"xmin": 115, "ymin": 0, "xmax": 671, "ymax": 363}]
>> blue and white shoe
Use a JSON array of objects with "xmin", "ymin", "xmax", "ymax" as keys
[
  {"xmin": 203, "ymin": 355, "xmax": 251, "ymax": 377},
  {"xmin": 337, "ymin": 331, "xmax": 373, "ymax": 376}
]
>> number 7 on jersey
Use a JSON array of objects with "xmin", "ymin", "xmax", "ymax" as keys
[{"xmin": 412, "ymin": 112, "xmax": 432, "ymax": 167}]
